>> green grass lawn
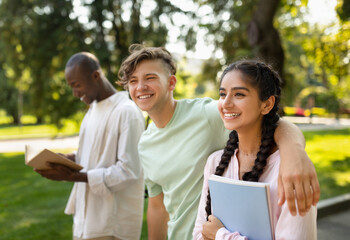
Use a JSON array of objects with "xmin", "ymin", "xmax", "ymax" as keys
[
  {"xmin": 0, "ymin": 128, "xmax": 349, "ymax": 239},
  {"xmin": 0, "ymin": 152, "xmax": 148, "ymax": 239},
  {"xmin": 304, "ymin": 128, "xmax": 350, "ymax": 200},
  {"xmin": 0, "ymin": 152, "xmax": 73, "ymax": 240}
]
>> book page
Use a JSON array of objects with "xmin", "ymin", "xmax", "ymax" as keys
[
  {"xmin": 25, "ymin": 145, "xmax": 42, "ymax": 164},
  {"xmin": 24, "ymin": 144, "xmax": 83, "ymax": 171}
]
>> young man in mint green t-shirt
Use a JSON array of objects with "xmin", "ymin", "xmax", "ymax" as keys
[{"xmin": 117, "ymin": 44, "xmax": 320, "ymax": 240}]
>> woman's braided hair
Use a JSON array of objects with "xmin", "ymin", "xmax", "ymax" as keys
[{"xmin": 205, "ymin": 60, "xmax": 282, "ymax": 218}]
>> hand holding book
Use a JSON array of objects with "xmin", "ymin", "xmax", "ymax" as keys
[
  {"xmin": 25, "ymin": 145, "xmax": 87, "ymax": 182},
  {"xmin": 25, "ymin": 145, "xmax": 82, "ymax": 171},
  {"xmin": 202, "ymin": 215, "xmax": 225, "ymax": 240},
  {"xmin": 34, "ymin": 162, "xmax": 87, "ymax": 182}
]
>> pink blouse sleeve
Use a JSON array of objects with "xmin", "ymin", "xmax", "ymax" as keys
[
  {"xmin": 215, "ymin": 227, "xmax": 248, "ymax": 240},
  {"xmin": 274, "ymin": 202, "xmax": 317, "ymax": 239},
  {"xmin": 193, "ymin": 155, "xmax": 213, "ymax": 240}
]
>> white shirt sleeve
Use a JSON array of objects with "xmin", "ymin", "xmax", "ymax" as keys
[{"xmin": 87, "ymin": 108, "xmax": 144, "ymax": 196}]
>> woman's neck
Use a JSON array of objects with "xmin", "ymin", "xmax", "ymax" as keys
[{"xmin": 236, "ymin": 126, "xmax": 262, "ymax": 179}]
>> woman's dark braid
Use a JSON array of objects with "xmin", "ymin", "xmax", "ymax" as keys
[
  {"xmin": 205, "ymin": 130, "xmax": 238, "ymax": 218},
  {"xmin": 242, "ymin": 112, "xmax": 279, "ymax": 181},
  {"xmin": 242, "ymin": 62, "xmax": 281, "ymax": 182},
  {"xmin": 205, "ymin": 60, "xmax": 282, "ymax": 219}
]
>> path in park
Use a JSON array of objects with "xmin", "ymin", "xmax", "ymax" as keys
[
  {"xmin": 1, "ymin": 116, "xmax": 349, "ymax": 153},
  {"xmin": 0, "ymin": 135, "xmax": 79, "ymax": 153},
  {"xmin": 0, "ymin": 116, "xmax": 350, "ymax": 239}
]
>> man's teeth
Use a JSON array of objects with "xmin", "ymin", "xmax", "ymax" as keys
[
  {"xmin": 139, "ymin": 95, "xmax": 151, "ymax": 99},
  {"xmin": 80, "ymin": 95, "xmax": 85, "ymax": 101},
  {"xmin": 224, "ymin": 113, "xmax": 240, "ymax": 117}
]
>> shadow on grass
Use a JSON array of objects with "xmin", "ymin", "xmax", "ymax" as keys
[
  {"xmin": 303, "ymin": 128, "xmax": 350, "ymax": 141},
  {"xmin": 331, "ymin": 156, "xmax": 350, "ymax": 171}
]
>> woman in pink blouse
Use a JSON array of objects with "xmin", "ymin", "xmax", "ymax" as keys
[{"xmin": 193, "ymin": 60, "xmax": 317, "ymax": 240}]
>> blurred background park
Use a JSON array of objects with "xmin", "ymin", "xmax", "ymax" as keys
[{"xmin": 0, "ymin": 0, "xmax": 349, "ymax": 239}]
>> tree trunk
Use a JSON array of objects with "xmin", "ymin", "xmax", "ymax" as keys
[{"xmin": 247, "ymin": 0, "xmax": 285, "ymax": 84}]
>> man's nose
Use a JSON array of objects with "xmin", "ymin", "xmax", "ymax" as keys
[
  {"xmin": 137, "ymin": 81, "xmax": 147, "ymax": 90},
  {"xmin": 72, "ymin": 89, "xmax": 79, "ymax": 98}
]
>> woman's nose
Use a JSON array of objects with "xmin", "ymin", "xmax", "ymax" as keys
[{"xmin": 222, "ymin": 96, "xmax": 233, "ymax": 108}]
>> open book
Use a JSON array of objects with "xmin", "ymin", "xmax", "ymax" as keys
[
  {"xmin": 25, "ymin": 145, "xmax": 83, "ymax": 171},
  {"xmin": 208, "ymin": 174, "xmax": 274, "ymax": 240}
]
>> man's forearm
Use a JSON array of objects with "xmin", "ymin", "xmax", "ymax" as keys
[
  {"xmin": 72, "ymin": 171, "xmax": 88, "ymax": 182},
  {"xmin": 147, "ymin": 194, "xmax": 169, "ymax": 240},
  {"xmin": 273, "ymin": 118, "xmax": 320, "ymax": 216},
  {"xmin": 147, "ymin": 209, "xmax": 168, "ymax": 240}
]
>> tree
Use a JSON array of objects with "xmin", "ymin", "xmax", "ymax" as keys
[
  {"xmin": 247, "ymin": 0, "xmax": 284, "ymax": 76},
  {"xmin": 185, "ymin": 0, "xmax": 309, "ymax": 88},
  {"xmin": 0, "ymin": 0, "xmax": 87, "ymax": 125},
  {"xmin": 337, "ymin": 0, "xmax": 350, "ymax": 21},
  {"xmin": 0, "ymin": 0, "xmax": 189, "ymax": 126},
  {"xmin": 279, "ymin": 2, "xmax": 350, "ymax": 115},
  {"xmin": 81, "ymin": 0, "xmax": 184, "ymax": 83}
]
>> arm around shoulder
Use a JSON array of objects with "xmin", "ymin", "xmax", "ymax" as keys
[{"xmin": 274, "ymin": 118, "xmax": 320, "ymax": 216}]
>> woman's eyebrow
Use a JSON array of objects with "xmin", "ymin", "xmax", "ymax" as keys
[{"xmin": 231, "ymin": 86, "xmax": 249, "ymax": 91}]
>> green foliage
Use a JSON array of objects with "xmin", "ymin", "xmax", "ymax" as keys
[
  {"xmin": 0, "ymin": 0, "xmax": 349, "ymax": 128},
  {"xmin": 191, "ymin": 0, "xmax": 311, "ymax": 99},
  {"xmin": 0, "ymin": 67, "xmax": 20, "ymax": 123},
  {"xmin": 82, "ymin": 0, "xmax": 183, "ymax": 81},
  {"xmin": 0, "ymin": 0, "xmax": 190, "ymax": 127},
  {"xmin": 0, "ymin": 0, "xmax": 87, "ymax": 125},
  {"xmin": 336, "ymin": 0, "xmax": 350, "ymax": 22}
]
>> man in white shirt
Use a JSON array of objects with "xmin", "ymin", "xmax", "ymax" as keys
[{"xmin": 35, "ymin": 52, "xmax": 145, "ymax": 240}]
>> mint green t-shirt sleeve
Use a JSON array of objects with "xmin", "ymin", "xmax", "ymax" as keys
[
  {"xmin": 145, "ymin": 178, "xmax": 162, "ymax": 197},
  {"xmin": 203, "ymin": 98, "xmax": 230, "ymax": 144}
]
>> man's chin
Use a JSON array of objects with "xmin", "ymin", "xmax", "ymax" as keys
[
  {"xmin": 82, "ymin": 98, "xmax": 92, "ymax": 105},
  {"xmin": 135, "ymin": 103, "xmax": 151, "ymax": 112}
]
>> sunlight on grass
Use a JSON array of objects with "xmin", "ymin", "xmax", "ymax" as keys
[
  {"xmin": 333, "ymin": 172, "xmax": 350, "ymax": 186},
  {"xmin": 304, "ymin": 128, "xmax": 350, "ymax": 199},
  {"xmin": 14, "ymin": 218, "xmax": 40, "ymax": 229},
  {"xmin": 0, "ymin": 120, "xmax": 80, "ymax": 140},
  {"xmin": 0, "ymin": 114, "xmax": 38, "ymax": 125}
]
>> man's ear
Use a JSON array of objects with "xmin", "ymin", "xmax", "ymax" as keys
[
  {"xmin": 261, "ymin": 96, "xmax": 275, "ymax": 115},
  {"xmin": 168, "ymin": 75, "xmax": 177, "ymax": 91},
  {"xmin": 92, "ymin": 70, "xmax": 101, "ymax": 81}
]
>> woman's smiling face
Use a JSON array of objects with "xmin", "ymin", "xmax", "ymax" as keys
[{"xmin": 217, "ymin": 70, "xmax": 265, "ymax": 132}]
